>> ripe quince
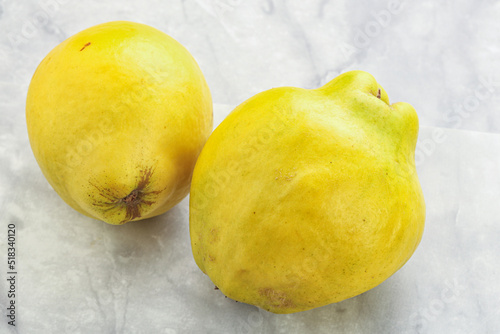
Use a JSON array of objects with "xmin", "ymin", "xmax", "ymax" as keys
[
  {"xmin": 190, "ymin": 71, "xmax": 425, "ymax": 313},
  {"xmin": 26, "ymin": 21, "xmax": 212, "ymax": 224}
]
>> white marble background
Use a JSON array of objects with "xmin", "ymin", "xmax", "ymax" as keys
[{"xmin": 1, "ymin": 0, "xmax": 499, "ymax": 333}]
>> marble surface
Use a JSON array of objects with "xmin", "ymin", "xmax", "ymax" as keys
[{"xmin": 1, "ymin": 0, "xmax": 500, "ymax": 333}]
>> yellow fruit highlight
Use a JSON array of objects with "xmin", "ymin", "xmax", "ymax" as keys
[
  {"xmin": 26, "ymin": 21, "xmax": 212, "ymax": 225},
  {"xmin": 189, "ymin": 71, "xmax": 425, "ymax": 313}
]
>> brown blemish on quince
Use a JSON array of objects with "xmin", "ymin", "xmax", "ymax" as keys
[
  {"xmin": 259, "ymin": 288, "xmax": 295, "ymax": 309},
  {"xmin": 80, "ymin": 42, "xmax": 91, "ymax": 51},
  {"xmin": 209, "ymin": 228, "xmax": 219, "ymax": 243}
]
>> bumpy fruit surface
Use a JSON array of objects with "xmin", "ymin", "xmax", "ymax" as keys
[
  {"xmin": 27, "ymin": 21, "xmax": 212, "ymax": 224},
  {"xmin": 190, "ymin": 71, "xmax": 425, "ymax": 313}
]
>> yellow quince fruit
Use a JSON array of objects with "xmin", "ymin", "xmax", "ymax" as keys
[
  {"xmin": 189, "ymin": 71, "xmax": 425, "ymax": 313},
  {"xmin": 26, "ymin": 21, "xmax": 212, "ymax": 224}
]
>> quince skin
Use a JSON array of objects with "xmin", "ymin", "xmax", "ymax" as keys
[
  {"xmin": 26, "ymin": 21, "xmax": 212, "ymax": 224},
  {"xmin": 190, "ymin": 71, "xmax": 425, "ymax": 313}
]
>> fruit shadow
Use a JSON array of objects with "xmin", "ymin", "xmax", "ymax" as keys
[
  {"xmin": 90, "ymin": 199, "xmax": 191, "ymax": 269},
  {"xmin": 221, "ymin": 276, "xmax": 409, "ymax": 333}
]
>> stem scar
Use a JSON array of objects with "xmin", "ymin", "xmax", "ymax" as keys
[{"xmin": 89, "ymin": 166, "xmax": 166, "ymax": 224}]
